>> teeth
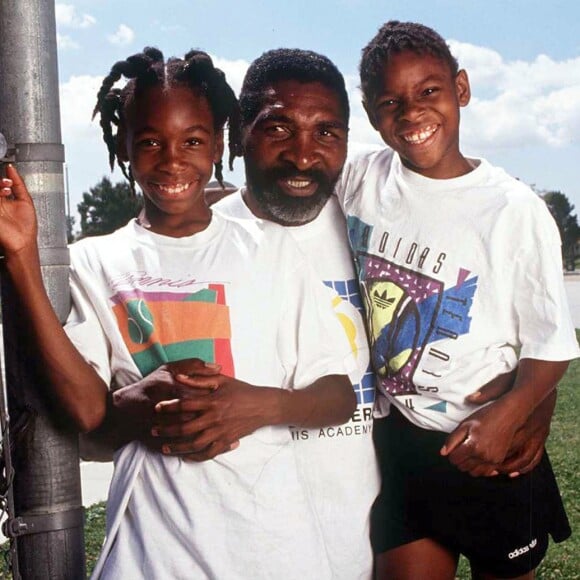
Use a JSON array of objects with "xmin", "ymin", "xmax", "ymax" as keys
[
  {"xmin": 402, "ymin": 125, "xmax": 437, "ymax": 144},
  {"xmin": 157, "ymin": 183, "xmax": 190, "ymax": 194},
  {"xmin": 286, "ymin": 179, "xmax": 311, "ymax": 189}
]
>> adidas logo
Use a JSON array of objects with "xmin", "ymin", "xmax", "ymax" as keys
[
  {"xmin": 508, "ymin": 538, "xmax": 538, "ymax": 560},
  {"xmin": 373, "ymin": 289, "xmax": 395, "ymax": 309}
]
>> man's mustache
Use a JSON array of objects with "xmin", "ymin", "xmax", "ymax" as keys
[{"xmin": 262, "ymin": 167, "xmax": 330, "ymax": 185}]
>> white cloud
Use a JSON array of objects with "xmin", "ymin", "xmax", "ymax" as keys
[
  {"xmin": 60, "ymin": 75, "xmax": 102, "ymax": 134},
  {"xmin": 107, "ymin": 24, "xmax": 135, "ymax": 47},
  {"xmin": 442, "ymin": 41, "xmax": 580, "ymax": 152},
  {"xmin": 209, "ymin": 56, "xmax": 249, "ymax": 96},
  {"xmin": 59, "ymin": 75, "xmax": 115, "ymax": 205},
  {"xmin": 57, "ymin": 33, "xmax": 79, "ymax": 50},
  {"xmin": 55, "ymin": 4, "xmax": 96, "ymax": 29}
]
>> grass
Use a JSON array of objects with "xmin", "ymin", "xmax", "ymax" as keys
[{"xmin": 1, "ymin": 338, "xmax": 579, "ymax": 578}]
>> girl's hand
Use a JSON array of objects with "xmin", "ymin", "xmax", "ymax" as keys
[
  {"xmin": 0, "ymin": 164, "xmax": 38, "ymax": 255},
  {"xmin": 440, "ymin": 398, "xmax": 523, "ymax": 477}
]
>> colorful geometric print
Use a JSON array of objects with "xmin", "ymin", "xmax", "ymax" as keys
[
  {"xmin": 323, "ymin": 278, "xmax": 375, "ymax": 405},
  {"xmin": 358, "ymin": 253, "xmax": 477, "ymax": 398},
  {"xmin": 111, "ymin": 284, "xmax": 234, "ymax": 377}
]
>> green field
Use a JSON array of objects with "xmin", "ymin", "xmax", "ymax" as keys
[{"xmin": 2, "ymin": 346, "xmax": 579, "ymax": 578}]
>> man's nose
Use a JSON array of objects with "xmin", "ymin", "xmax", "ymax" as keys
[{"xmin": 281, "ymin": 133, "xmax": 320, "ymax": 170}]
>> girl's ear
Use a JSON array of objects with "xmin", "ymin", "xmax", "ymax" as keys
[
  {"xmin": 213, "ymin": 129, "xmax": 225, "ymax": 164},
  {"xmin": 116, "ymin": 126, "xmax": 129, "ymax": 162},
  {"xmin": 455, "ymin": 69, "xmax": 471, "ymax": 107}
]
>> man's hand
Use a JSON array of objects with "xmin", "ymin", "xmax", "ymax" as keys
[
  {"xmin": 441, "ymin": 370, "xmax": 558, "ymax": 477},
  {"xmin": 464, "ymin": 369, "xmax": 517, "ymax": 406},
  {"xmin": 152, "ymin": 374, "xmax": 282, "ymax": 461}
]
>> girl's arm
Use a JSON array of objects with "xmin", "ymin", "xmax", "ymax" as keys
[{"xmin": 1, "ymin": 165, "xmax": 108, "ymax": 431}]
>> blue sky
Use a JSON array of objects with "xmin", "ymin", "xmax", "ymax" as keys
[{"xmin": 55, "ymin": 0, "xmax": 580, "ymax": 217}]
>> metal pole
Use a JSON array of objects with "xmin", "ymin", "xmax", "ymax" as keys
[{"xmin": 0, "ymin": 1, "xmax": 85, "ymax": 578}]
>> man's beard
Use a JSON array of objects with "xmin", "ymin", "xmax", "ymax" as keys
[{"xmin": 245, "ymin": 163, "xmax": 336, "ymax": 226}]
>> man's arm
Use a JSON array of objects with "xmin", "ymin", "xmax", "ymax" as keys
[
  {"xmin": 150, "ymin": 372, "xmax": 355, "ymax": 461},
  {"xmin": 441, "ymin": 359, "xmax": 569, "ymax": 476},
  {"xmin": 497, "ymin": 390, "xmax": 556, "ymax": 476},
  {"xmin": 442, "ymin": 370, "xmax": 556, "ymax": 476}
]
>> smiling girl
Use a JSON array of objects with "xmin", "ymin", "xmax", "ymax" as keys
[{"xmin": 0, "ymin": 48, "xmax": 355, "ymax": 579}]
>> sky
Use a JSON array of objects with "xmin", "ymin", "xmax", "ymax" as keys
[{"xmin": 53, "ymin": 0, "xmax": 580, "ymax": 219}]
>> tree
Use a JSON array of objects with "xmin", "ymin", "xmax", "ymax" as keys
[
  {"xmin": 541, "ymin": 190, "xmax": 580, "ymax": 268},
  {"xmin": 66, "ymin": 214, "xmax": 77, "ymax": 244},
  {"xmin": 77, "ymin": 177, "xmax": 142, "ymax": 238}
]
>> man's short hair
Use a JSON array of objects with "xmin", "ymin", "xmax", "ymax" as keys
[{"xmin": 239, "ymin": 48, "xmax": 349, "ymax": 127}]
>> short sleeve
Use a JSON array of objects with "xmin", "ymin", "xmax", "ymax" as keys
[
  {"xmin": 334, "ymin": 145, "xmax": 383, "ymax": 211},
  {"xmin": 276, "ymin": 259, "xmax": 356, "ymax": 390},
  {"xmin": 511, "ymin": 199, "xmax": 580, "ymax": 361},
  {"xmin": 65, "ymin": 266, "xmax": 113, "ymax": 386}
]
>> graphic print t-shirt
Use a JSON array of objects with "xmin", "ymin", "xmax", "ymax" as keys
[
  {"xmin": 66, "ymin": 215, "xmax": 354, "ymax": 580},
  {"xmin": 337, "ymin": 149, "xmax": 580, "ymax": 432}
]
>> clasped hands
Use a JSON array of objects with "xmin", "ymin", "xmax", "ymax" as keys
[
  {"xmin": 111, "ymin": 358, "xmax": 273, "ymax": 462},
  {"xmin": 440, "ymin": 371, "xmax": 554, "ymax": 478}
]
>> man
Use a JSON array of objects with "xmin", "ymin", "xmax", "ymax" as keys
[
  {"xmin": 214, "ymin": 48, "xmax": 380, "ymax": 580},
  {"xmin": 86, "ymin": 46, "xmax": 556, "ymax": 580}
]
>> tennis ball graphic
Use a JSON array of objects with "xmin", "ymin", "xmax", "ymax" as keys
[{"xmin": 126, "ymin": 299, "xmax": 154, "ymax": 344}]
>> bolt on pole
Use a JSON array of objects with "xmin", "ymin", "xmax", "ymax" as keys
[{"xmin": 0, "ymin": 1, "xmax": 85, "ymax": 577}]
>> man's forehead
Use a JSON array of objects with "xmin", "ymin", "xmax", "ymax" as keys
[{"xmin": 256, "ymin": 80, "xmax": 345, "ymax": 120}]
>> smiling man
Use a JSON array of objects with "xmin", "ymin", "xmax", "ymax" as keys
[{"xmin": 215, "ymin": 49, "xmax": 380, "ymax": 580}]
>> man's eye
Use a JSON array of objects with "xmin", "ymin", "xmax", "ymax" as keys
[
  {"xmin": 138, "ymin": 139, "xmax": 159, "ymax": 147},
  {"xmin": 379, "ymin": 98, "xmax": 398, "ymax": 108},
  {"xmin": 264, "ymin": 125, "xmax": 289, "ymax": 137},
  {"xmin": 423, "ymin": 87, "xmax": 438, "ymax": 97},
  {"xmin": 318, "ymin": 129, "xmax": 340, "ymax": 140},
  {"xmin": 186, "ymin": 138, "xmax": 202, "ymax": 146}
]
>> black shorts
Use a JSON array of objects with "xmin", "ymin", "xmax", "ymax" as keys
[{"xmin": 371, "ymin": 407, "xmax": 571, "ymax": 578}]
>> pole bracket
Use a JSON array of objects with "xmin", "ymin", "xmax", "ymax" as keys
[
  {"xmin": 0, "ymin": 139, "xmax": 65, "ymax": 164},
  {"xmin": 38, "ymin": 247, "xmax": 70, "ymax": 267},
  {"xmin": 2, "ymin": 507, "xmax": 84, "ymax": 538}
]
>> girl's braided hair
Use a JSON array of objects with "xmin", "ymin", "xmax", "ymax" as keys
[{"xmin": 93, "ymin": 47, "xmax": 242, "ymax": 194}]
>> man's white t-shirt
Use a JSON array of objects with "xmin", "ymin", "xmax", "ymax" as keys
[
  {"xmin": 337, "ymin": 149, "xmax": 580, "ymax": 432},
  {"xmin": 215, "ymin": 192, "xmax": 379, "ymax": 580},
  {"xmin": 66, "ymin": 214, "xmax": 355, "ymax": 579}
]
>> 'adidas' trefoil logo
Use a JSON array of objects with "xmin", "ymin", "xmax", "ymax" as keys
[{"xmin": 373, "ymin": 289, "xmax": 395, "ymax": 309}]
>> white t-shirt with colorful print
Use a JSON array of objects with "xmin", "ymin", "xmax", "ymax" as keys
[
  {"xmin": 337, "ymin": 148, "xmax": 580, "ymax": 432},
  {"xmin": 66, "ymin": 214, "xmax": 354, "ymax": 579},
  {"xmin": 215, "ymin": 191, "xmax": 379, "ymax": 580}
]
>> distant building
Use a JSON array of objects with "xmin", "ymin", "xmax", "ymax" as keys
[{"xmin": 204, "ymin": 180, "xmax": 237, "ymax": 206}]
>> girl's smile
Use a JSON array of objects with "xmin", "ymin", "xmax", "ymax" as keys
[{"xmin": 118, "ymin": 85, "xmax": 223, "ymax": 237}]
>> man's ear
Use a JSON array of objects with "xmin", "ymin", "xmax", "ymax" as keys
[
  {"xmin": 116, "ymin": 126, "xmax": 129, "ymax": 162},
  {"xmin": 455, "ymin": 69, "xmax": 471, "ymax": 107},
  {"xmin": 213, "ymin": 129, "xmax": 225, "ymax": 164},
  {"xmin": 362, "ymin": 99, "xmax": 379, "ymax": 130}
]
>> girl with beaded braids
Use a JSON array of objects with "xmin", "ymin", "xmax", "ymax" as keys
[
  {"xmin": 0, "ymin": 47, "xmax": 355, "ymax": 578},
  {"xmin": 93, "ymin": 47, "xmax": 242, "ymax": 196}
]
